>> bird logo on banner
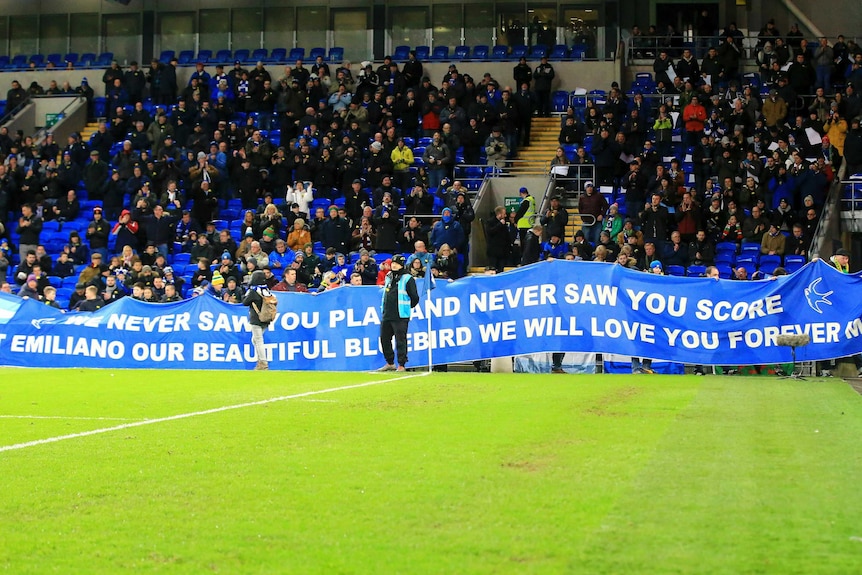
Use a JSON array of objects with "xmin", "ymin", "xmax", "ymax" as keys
[{"xmin": 804, "ymin": 277, "xmax": 833, "ymax": 314}]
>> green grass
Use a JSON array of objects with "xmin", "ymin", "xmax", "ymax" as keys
[{"xmin": 1, "ymin": 369, "xmax": 861, "ymax": 574}]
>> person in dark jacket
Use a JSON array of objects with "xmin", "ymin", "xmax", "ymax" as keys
[
  {"xmin": 533, "ymin": 56, "xmax": 555, "ymax": 117},
  {"xmin": 520, "ymin": 223, "xmax": 544, "ymax": 266},
  {"xmin": 485, "ymin": 206, "xmax": 513, "ymax": 273},
  {"xmin": 378, "ymin": 254, "xmax": 420, "ymax": 372},
  {"xmin": 242, "ymin": 270, "xmax": 274, "ymax": 370},
  {"xmin": 320, "ymin": 205, "xmax": 351, "ymax": 254}
]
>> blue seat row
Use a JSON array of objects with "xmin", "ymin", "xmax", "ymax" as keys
[
  {"xmin": 0, "ymin": 52, "xmax": 113, "ymax": 70},
  {"xmin": 160, "ymin": 47, "xmax": 345, "ymax": 66},
  {"xmin": 392, "ymin": 44, "xmax": 588, "ymax": 62}
]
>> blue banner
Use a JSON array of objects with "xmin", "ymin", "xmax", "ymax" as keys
[{"xmin": 1, "ymin": 260, "xmax": 861, "ymax": 371}]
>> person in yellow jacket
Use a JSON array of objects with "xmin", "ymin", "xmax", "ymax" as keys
[
  {"xmin": 513, "ymin": 186, "xmax": 536, "ymax": 253},
  {"xmin": 824, "ymin": 112, "xmax": 848, "ymax": 158},
  {"xmin": 391, "ymin": 137, "xmax": 415, "ymax": 196}
]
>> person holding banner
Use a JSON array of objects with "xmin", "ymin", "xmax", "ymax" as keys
[{"xmin": 378, "ymin": 254, "xmax": 420, "ymax": 372}]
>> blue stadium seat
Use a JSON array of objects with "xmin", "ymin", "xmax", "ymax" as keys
[
  {"xmin": 686, "ymin": 265, "xmax": 706, "ymax": 277},
  {"xmin": 288, "ymin": 48, "xmax": 305, "ymax": 62},
  {"xmin": 80, "ymin": 53, "xmax": 96, "ymax": 67},
  {"xmin": 28, "ymin": 54, "xmax": 44, "ymax": 68},
  {"xmin": 783, "ymin": 255, "xmax": 806, "ymax": 273},
  {"xmin": 393, "ymin": 45, "xmax": 410, "ymax": 61},
  {"xmin": 529, "ymin": 44, "xmax": 548, "ymax": 59},
  {"xmin": 46, "ymin": 53, "xmax": 63, "ymax": 66},
  {"xmin": 414, "ymin": 46, "xmax": 430, "ymax": 61},
  {"xmin": 550, "ymin": 44, "xmax": 569, "ymax": 60},
  {"xmin": 667, "ymin": 265, "xmax": 686, "ymax": 277},
  {"xmin": 215, "ymin": 49, "xmax": 232, "ymax": 64},
  {"xmin": 268, "ymin": 48, "xmax": 287, "ymax": 63},
  {"xmin": 96, "ymin": 52, "xmax": 114, "ymax": 67},
  {"xmin": 178, "ymin": 50, "xmax": 195, "ymax": 65},
  {"xmin": 197, "ymin": 49, "xmax": 213, "ymax": 63},
  {"xmin": 308, "ymin": 47, "xmax": 325, "ymax": 62},
  {"xmin": 511, "ymin": 44, "xmax": 528, "ymax": 59},
  {"xmin": 252, "ymin": 48, "xmax": 269, "ymax": 62},
  {"xmin": 742, "ymin": 72, "xmax": 761, "ymax": 90},
  {"xmin": 552, "ymin": 91, "xmax": 569, "ymax": 112},
  {"xmin": 234, "ymin": 49, "xmax": 250, "ymax": 63},
  {"xmin": 740, "ymin": 242, "xmax": 760, "ymax": 256},
  {"xmin": 42, "ymin": 220, "xmax": 61, "ymax": 233},
  {"xmin": 328, "ymin": 47, "xmax": 344, "ymax": 62},
  {"xmin": 716, "ymin": 264, "xmax": 733, "ymax": 279},
  {"xmin": 472, "ymin": 45, "xmax": 489, "ymax": 60},
  {"xmin": 431, "ymin": 46, "xmax": 449, "ymax": 60},
  {"xmin": 453, "ymin": 46, "xmax": 470, "ymax": 60},
  {"xmin": 10, "ymin": 54, "xmax": 27, "ymax": 68},
  {"xmin": 158, "ymin": 50, "xmax": 175, "ymax": 64},
  {"xmin": 759, "ymin": 255, "xmax": 781, "ymax": 275},
  {"xmin": 64, "ymin": 53, "xmax": 79, "ymax": 66},
  {"xmin": 492, "ymin": 45, "xmax": 509, "ymax": 60},
  {"xmin": 172, "ymin": 253, "xmax": 191, "ymax": 266},
  {"xmin": 220, "ymin": 208, "xmax": 240, "ymax": 221},
  {"xmin": 715, "ymin": 242, "xmax": 737, "ymax": 255},
  {"xmin": 715, "ymin": 252, "xmax": 735, "ymax": 266}
]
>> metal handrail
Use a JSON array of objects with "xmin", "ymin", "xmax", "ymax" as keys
[
  {"xmin": 32, "ymin": 95, "xmax": 87, "ymax": 144},
  {"xmin": 623, "ymin": 33, "xmax": 862, "ymax": 65},
  {"xmin": 0, "ymin": 94, "xmax": 32, "ymax": 126},
  {"xmin": 809, "ymin": 173, "xmax": 851, "ymax": 258}
]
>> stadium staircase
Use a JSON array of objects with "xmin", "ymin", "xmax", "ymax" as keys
[
  {"xmin": 512, "ymin": 115, "xmax": 589, "ymax": 245},
  {"xmin": 512, "ymin": 116, "xmax": 559, "ymax": 172},
  {"xmin": 80, "ymin": 121, "xmax": 100, "ymax": 144}
]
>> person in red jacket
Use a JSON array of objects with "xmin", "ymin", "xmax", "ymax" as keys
[
  {"xmin": 110, "ymin": 209, "xmax": 140, "ymax": 254},
  {"xmin": 683, "ymin": 95, "xmax": 707, "ymax": 146}
]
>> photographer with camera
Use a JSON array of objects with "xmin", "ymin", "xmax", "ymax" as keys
[{"xmin": 484, "ymin": 126, "xmax": 509, "ymax": 169}]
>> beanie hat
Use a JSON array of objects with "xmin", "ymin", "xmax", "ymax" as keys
[
  {"xmin": 263, "ymin": 227, "xmax": 276, "ymax": 240},
  {"xmin": 211, "ymin": 271, "xmax": 225, "ymax": 286}
]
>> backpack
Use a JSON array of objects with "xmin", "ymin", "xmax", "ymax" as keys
[{"xmin": 253, "ymin": 292, "xmax": 278, "ymax": 323}]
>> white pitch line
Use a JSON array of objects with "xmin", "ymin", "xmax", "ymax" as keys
[
  {"xmin": 0, "ymin": 372, "xmax": 429, "ymax": 454},
  {"xmin": 0, "ymin": 415, "xmax": 142, "ymax": 421}
]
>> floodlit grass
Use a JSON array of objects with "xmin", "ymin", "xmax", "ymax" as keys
[{"xmin": 1, "ymin": 369, "xmax": 861, "ymax": 574}]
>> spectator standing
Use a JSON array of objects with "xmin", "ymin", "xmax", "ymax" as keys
[
  {"xmin": 533, "ymin": 56, "xmax": 555, "ymax": 117},
  {"xmin": 16, "ymin": 204, "xmax": 42, "ymax": 261}
]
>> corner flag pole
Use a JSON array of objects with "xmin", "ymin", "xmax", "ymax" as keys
[{"xmin": 425, "ymin": 261, "xmax": 434, "ymax": 373}]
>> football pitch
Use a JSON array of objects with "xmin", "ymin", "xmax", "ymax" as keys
[{"xmin": 1, "ymin": 369, "xmax": 861, "ymax": 574}]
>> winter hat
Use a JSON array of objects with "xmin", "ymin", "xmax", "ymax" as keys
[
  {"xmin": 262, "ymin": 227, "xmax": 276, "ymax": 240},
  {"xmin": 211, "ymin": 271, "xmax": 225, "ymax": 286}
]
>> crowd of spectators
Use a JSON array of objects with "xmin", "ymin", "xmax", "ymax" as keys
[
  {"xmin": 1, "ymin": 24, "xmax": 860, "ymax": 312},
  {"xmin": 0, "ymin": 50, "xmax": 559, "ymax": 310},
  {"xmin": 542, "ymin": 23, "xmax": 862, "ymax": 278}
]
